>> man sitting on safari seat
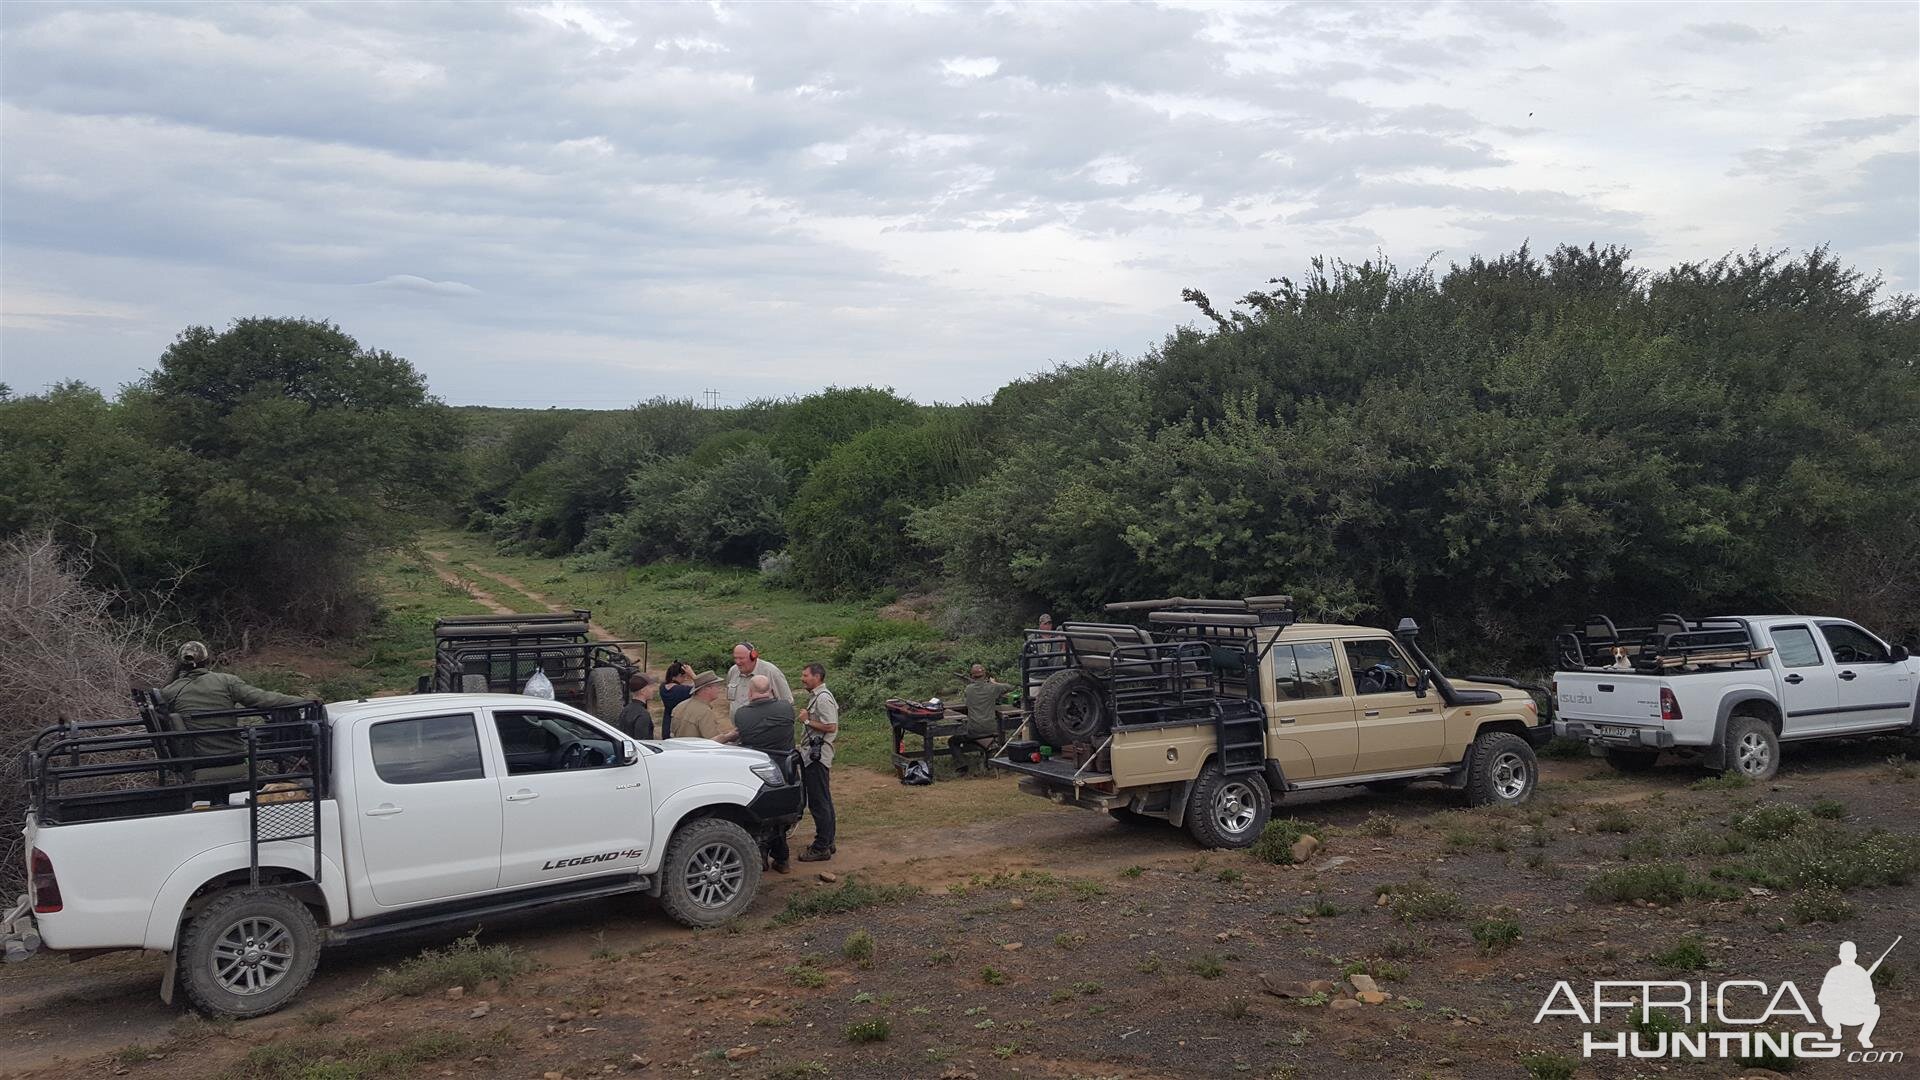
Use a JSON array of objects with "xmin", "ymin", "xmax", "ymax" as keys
[
  {"xmin": 953, "ymin": 664, "xmax": 1010, "ymax": 773},
  {"xmin": 158, "ymin": 641, "xmax": 309, "ymax": 778}
]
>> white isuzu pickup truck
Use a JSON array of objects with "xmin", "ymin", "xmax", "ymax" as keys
[
  {"xmin": 3, "ymin": 692, "xmax": 803, "ymax": 1018},
  {"xmin": 1553, "ymin": 614, "xmax": 1918, "ymax": 779}
]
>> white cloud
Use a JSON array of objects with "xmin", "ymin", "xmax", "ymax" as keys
[
  {"xmin": 0, "ymin": 0, "xmax": 1912, "ymax": 405},
  {"xmin": 361, "ymin": 275, "xmax": 480, "ymax": 297}
]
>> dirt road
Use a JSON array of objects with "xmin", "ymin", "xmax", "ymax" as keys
[{"xmin": 5, "ymin": 735, "xmax": 1916, "ymax": 1080}]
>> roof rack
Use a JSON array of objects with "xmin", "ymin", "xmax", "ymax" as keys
[{"xmin": 1103, "ymin": 595, "xmax": 1297, "ymax": 627}]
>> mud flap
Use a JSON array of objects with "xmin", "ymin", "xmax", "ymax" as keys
[
  {"xmin": 159, "ymin": 952, "xmax": 177, "ymax": 1006},
  {"xmin": 1165, "ymin": 780, "xmax": 1196, "ymax": 829}
]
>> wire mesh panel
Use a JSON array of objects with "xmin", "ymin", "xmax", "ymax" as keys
[{"xmin": 253, "ymin": 799, "xmax": 318, "ymax": 842}]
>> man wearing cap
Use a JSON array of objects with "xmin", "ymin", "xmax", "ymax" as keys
[
  {"xmin": 795, "ymin": 661, "xmax": 838, "ymax": 862},
  {"xmin": 952, "ymin": 663, "xmax": 1011, "ymax": 772},
  {"xmin": 669, "ymin": 671, "xmax": 734, "ymax": 741},
  {"xmin": 727, "ymin": 642, "xmax": 792, "ymax": 709},
  {"xmin": 158, "ymin": 641, "xmax": 308, "ymax": 759},
  {"xmin": 617, "ymin": 672, "xmax": 658, "ymax": 739},
  {"xmin": 716, "ymin": 674, "xmax": 797, "ymax": 873}
]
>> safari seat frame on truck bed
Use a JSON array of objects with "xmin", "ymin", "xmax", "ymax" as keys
[
  {"xmin": 1555, "ymin": 614, "xmax": 1771, "ymax": 673},
  {"xmin": 27, "ymin": 696, "xmax": 328, "ymax": 887}
]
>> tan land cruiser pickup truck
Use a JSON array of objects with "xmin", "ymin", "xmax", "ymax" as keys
[{"xmin": 992, "ymin": 597, "xmax": 1551, "ymax": 848}]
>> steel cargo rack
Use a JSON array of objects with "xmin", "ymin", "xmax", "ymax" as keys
[
  {"xmin": 1555, "ymin": 614, "xmax": 1770, "ymax": 673},
  {"xmin": 26, "ymin": 694, "xmax": 328, "ymax": 886}
]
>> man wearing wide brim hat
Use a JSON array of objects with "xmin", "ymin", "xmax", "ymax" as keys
[{"xmin": 669, "ymin": 670, "xmax": 735, "ymax": 741}]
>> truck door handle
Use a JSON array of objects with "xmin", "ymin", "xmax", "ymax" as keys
[
  {"xmin": 1784, "ymin": 674, "xmax": 1804, "ymax": 685},
  {"xmin": 1838, "ymin": 671, "xmax": 1857, "ymax": 681},
  {"xmin": 365, "ymin": 804, "xmax": 404, "ymax": 817},
  {"xmin": 1364, "ymin": 710, "xmax": 1382, "ymax": 718},
  {"xmin": 1276, "ymin": 716, "xmax": 1296, "ymax": 725},
  {"xmin": 505, "ymin": 791, "xmax": 541, "ymax": 802},
  {"xmin": 1409, "ymin": 707, "xmax": 1435, "ymax": 714}
]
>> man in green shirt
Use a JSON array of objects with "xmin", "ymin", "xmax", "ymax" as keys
[
  {"xmin": 953, "ymin": 663, "xmax": 1010, "ymax": 771},
  {"xmin": 157, "ymin": 641, "xmax": 308, "ymax": 764}
]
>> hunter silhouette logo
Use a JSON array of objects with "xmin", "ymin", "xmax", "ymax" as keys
[
  {"xmin": 1534, "ymin": 934, "xmax": 1904, "ymax": 1064},
  {"xmin": 1820, "ymin": 938, "xmax": 1897, "ymax": 1049}
]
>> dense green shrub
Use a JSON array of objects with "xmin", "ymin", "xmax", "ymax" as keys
[{"xmin": 832, "ymin": 618, "xmax": 941, "ymax": 664}]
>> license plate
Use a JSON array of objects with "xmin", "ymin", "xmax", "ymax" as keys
[{"xmin": 1594, "ymin": 724, "xmax": 1637, "ymax": 738}]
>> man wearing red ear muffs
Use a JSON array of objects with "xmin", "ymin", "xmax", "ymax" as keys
[{"xmin": 727, "ymin": 641, "xmax": 792, "ymax": 709}]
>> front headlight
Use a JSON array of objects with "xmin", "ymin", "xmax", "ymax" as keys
[{"xmin": 750, "ymin": 762, "xmax": 785, "ymax": 785}]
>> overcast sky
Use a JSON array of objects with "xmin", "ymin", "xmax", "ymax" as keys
[{"xmin": 2, "ymin": 2, "xmax": 1914, "ymax": 407}]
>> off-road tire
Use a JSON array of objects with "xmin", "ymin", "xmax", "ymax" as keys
[
  {"xmin": 1604, "ymin": 749, "xmax": 1661, "ymax": 774},
  {"xmin": 1032, "ymin": 669, "xmax": 1106, "ymax": 745},
  {"xmin": 1184, "ymin": 764, "xmax": 1271, "ymax": 849},
  {"xmin": 177, "ymin": 888, "xmax": 321, "ymax": 1020},
  {"xmin": 459, "ymin": 674, "xmax": 490, "ymax": 694},
  {"xmin": 1464, "ymin": 731, "xmax": 1537, "ymax": 808},
  {"xmin": 1721, "ymin": 713, "xmax": 1779, "ymax": 781},
  {"xmin": 656, "ymin": 816, "xmax": 762, "ymax": 928},
  {"xmin": 586, "ymin": 666, "xmax": 625, "ymax": 723},
  {"xmin": 1108, "ymin": 806, "xmax": 1162, "ymax": 829}
]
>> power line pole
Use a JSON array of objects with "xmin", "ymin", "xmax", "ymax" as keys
[{"xmin": 701, "ymin": 389, "xmax": 719, "ymax": 409}]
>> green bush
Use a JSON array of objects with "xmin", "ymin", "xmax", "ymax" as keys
[
  {"xmin": 1382, "ymin": 880, "xmax": 1465, "ymax": 922},
  {"xmin": 1471, "ymin": 915, "xmax": 1522, "ymax": 954},
  {"xmin": 1652, "ymin": 935, "xmax": 1709, "ymax": 970},
  {"xmin": 775, "ymin": 878, "xmax": 919, "ymax": 924},
  {"xmin": 1790, "ymin": 888, "xmax": 1855, "ymax": 924},
  {"xmin": 832, "ymin": 618, "xmax": 942, "ymax": 665},
  {"xmin": 1249, "ymin": 818, "xmax": 1323, "ymax": 865},
  {"xmin": 375, "ymin": 933, "xmax": 531, "ymax": 996}
]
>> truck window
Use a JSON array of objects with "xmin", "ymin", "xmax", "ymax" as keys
[
  {"xmin": 1770, "ymin": 626, "xmax": 1824, "ymax": 668},
  {"xmin": 1343, "ymin": 639, "xmax": 1415, "ymax": 696},
  {"xmin": 370, "ymin": 713, "xmax": 485, "ymax": 784},
  {"xmin": 494, "ymin": 710, "xmax": 620, "ymax": 774},
  {"xmin": 1819, "ymin": 624, "xmax": 1889, "ymax": 664},
  {"xmin": 1274, "ymin": 642, "xmax": 1342, "ymax": 701}
]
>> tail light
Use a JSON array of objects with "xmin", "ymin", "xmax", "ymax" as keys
[
  {"xmin": 30, "ymin": 848, "xmax": 62, "ymax": 914},
  {"xmin": 1659, "ymin": 688, "xmax": 1682, "ymax": 721}
]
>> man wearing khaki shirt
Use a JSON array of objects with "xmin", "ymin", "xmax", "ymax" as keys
[
  {"xmin": 795, "ymin": 662, "xmax": 838, "ymax": 861},
  {"xmin": 670, "ymin": 671, "xmax": 734, "ymax": 741}
]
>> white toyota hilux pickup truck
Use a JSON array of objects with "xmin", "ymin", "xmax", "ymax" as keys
[
  {"xmin": 1553, "ymin": 614, "xmax": 1918, "ymax": 779},
  {"xmin": 3, "ymin": 693, "xmax": 803, "ymax": 1018}
]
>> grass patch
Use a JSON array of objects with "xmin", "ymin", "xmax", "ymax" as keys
[
  {"xmin": 1585, "ymin": 864, "xmax": 1738, "ymax": 904},
  {"xmin": 1810, "ymin": 799, "xmax": 1847, "ymax": 820},
  {"xmin": 775, "ymin": 878, "xmax": 919, "ymax": 924},
  {"xmin": 1300, "ymin": 898, "xmax": 1344, "ymax": 918},
  {"xmin": 843, "ymin": 1018, "xmax": 891, "ymax": 1044},
  {"xmin": 980, "ymin": 966, "xmax": 1007, "ymax": 986},
  {"xmin": 1731, "ymin": 802, "xmax": 1812, "ymax": 840},
  {"xmin": 374, "ymin": 933, "xmax": 530, "ymax": 997},
  {"xmin": 1189, "ymin": 953, "xmax": 1226, "ymax": 979},
  {"xmin": 1593, "ymin": 807, "xmax": 1636, "ymax": 834},
  {"xmin": 1718, "ymin": 824, "xmax": 1920, "ymax": 892},
  {"xmin": 785, "ymin": 963, "xmax": 828, "ymax": 988},
  {"xmin": 1790, "ymin": 888, "xmax": 1855, "ymax": 924},
  {"xmin": 1470, "ymin": 914, "xmax": 1522, "ymax": 955},
  {"xmin": 1522, "ymin": 1050, "xmax": 1578, "ymax": 1080},
  {"xmin": 841, "ymin": 929, "xmax": 875, "ymax": 967},
  {"xmin": 1380, "ymin": 880, "xmax": 1465, "ymax": 922},
  {"xmin": 233, "ymin": 1030, "xmax": 499, "ymax": 1080},
  {"xmin": 1358, "ymin": 811, "xmax": 1396, "ymax": 837},
  {"xmin": 1619, "ymin": 833, "xmax": 1666, "ymax": 861},
  {"xmin": 1651, "ymin": 935, "xmax": 1709, "ymax": 970},
  {"xmin": 1249, "ymin": 818, "xmax": 1324, "ymax": 865},
  {"xmin": 1690, "ymin": 773, "xmax": 1752, "ymax": 792}
]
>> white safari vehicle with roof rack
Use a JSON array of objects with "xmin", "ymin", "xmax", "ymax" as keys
[
  {"xmin": 1553, "ymin": 614, "xmax": 1919, "ymax": 779},
  {"xmin": 992, "ymin": 596, "xmax": 1553, "ymax": 847},
  {"xmin": 3, "ymin": 692, "xmax": 803, "ymax": 1018}
]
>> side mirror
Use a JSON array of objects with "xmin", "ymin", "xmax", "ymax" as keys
[
  {"xmin": 1893, "ymin": 645, "xmax": 1911, "ymax": 663},
  {"xmin": 1410, "ymin": 671, "xmax": 1429, "ymax": 697},
  {"xmin": 620, "ymin": 739, "xmax": 639, "ymax": 765}
]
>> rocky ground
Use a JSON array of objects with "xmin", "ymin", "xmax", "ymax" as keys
[{"xmin": 3, "ymin": 738, "xmax": 1917, "ymax": 1080}]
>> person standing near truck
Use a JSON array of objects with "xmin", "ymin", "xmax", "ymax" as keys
[
  {"xmin": 727, "ymin": 642, "xmax": 791, "ymax": 707},
  {"xmin": 670, "ymin": 671, "xmax": 734, "ymax": 741},
  {"xmin": 617, "ymin": 672, "xmax": 658, "ymax": 739},
  {"xmin": 158, "ymin": 641, "xmax": 308, "ymax": 756},
  {"xmin": 658, "ymin": 660, "xmax": 695, "ymax": 738},
  {"xmin": 716, "ymin": 675, "xmax": 796, "ymax": 873},
  {"xmin": 795, "ymin": 662, "xmax": 838, "ymax": 862}
]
